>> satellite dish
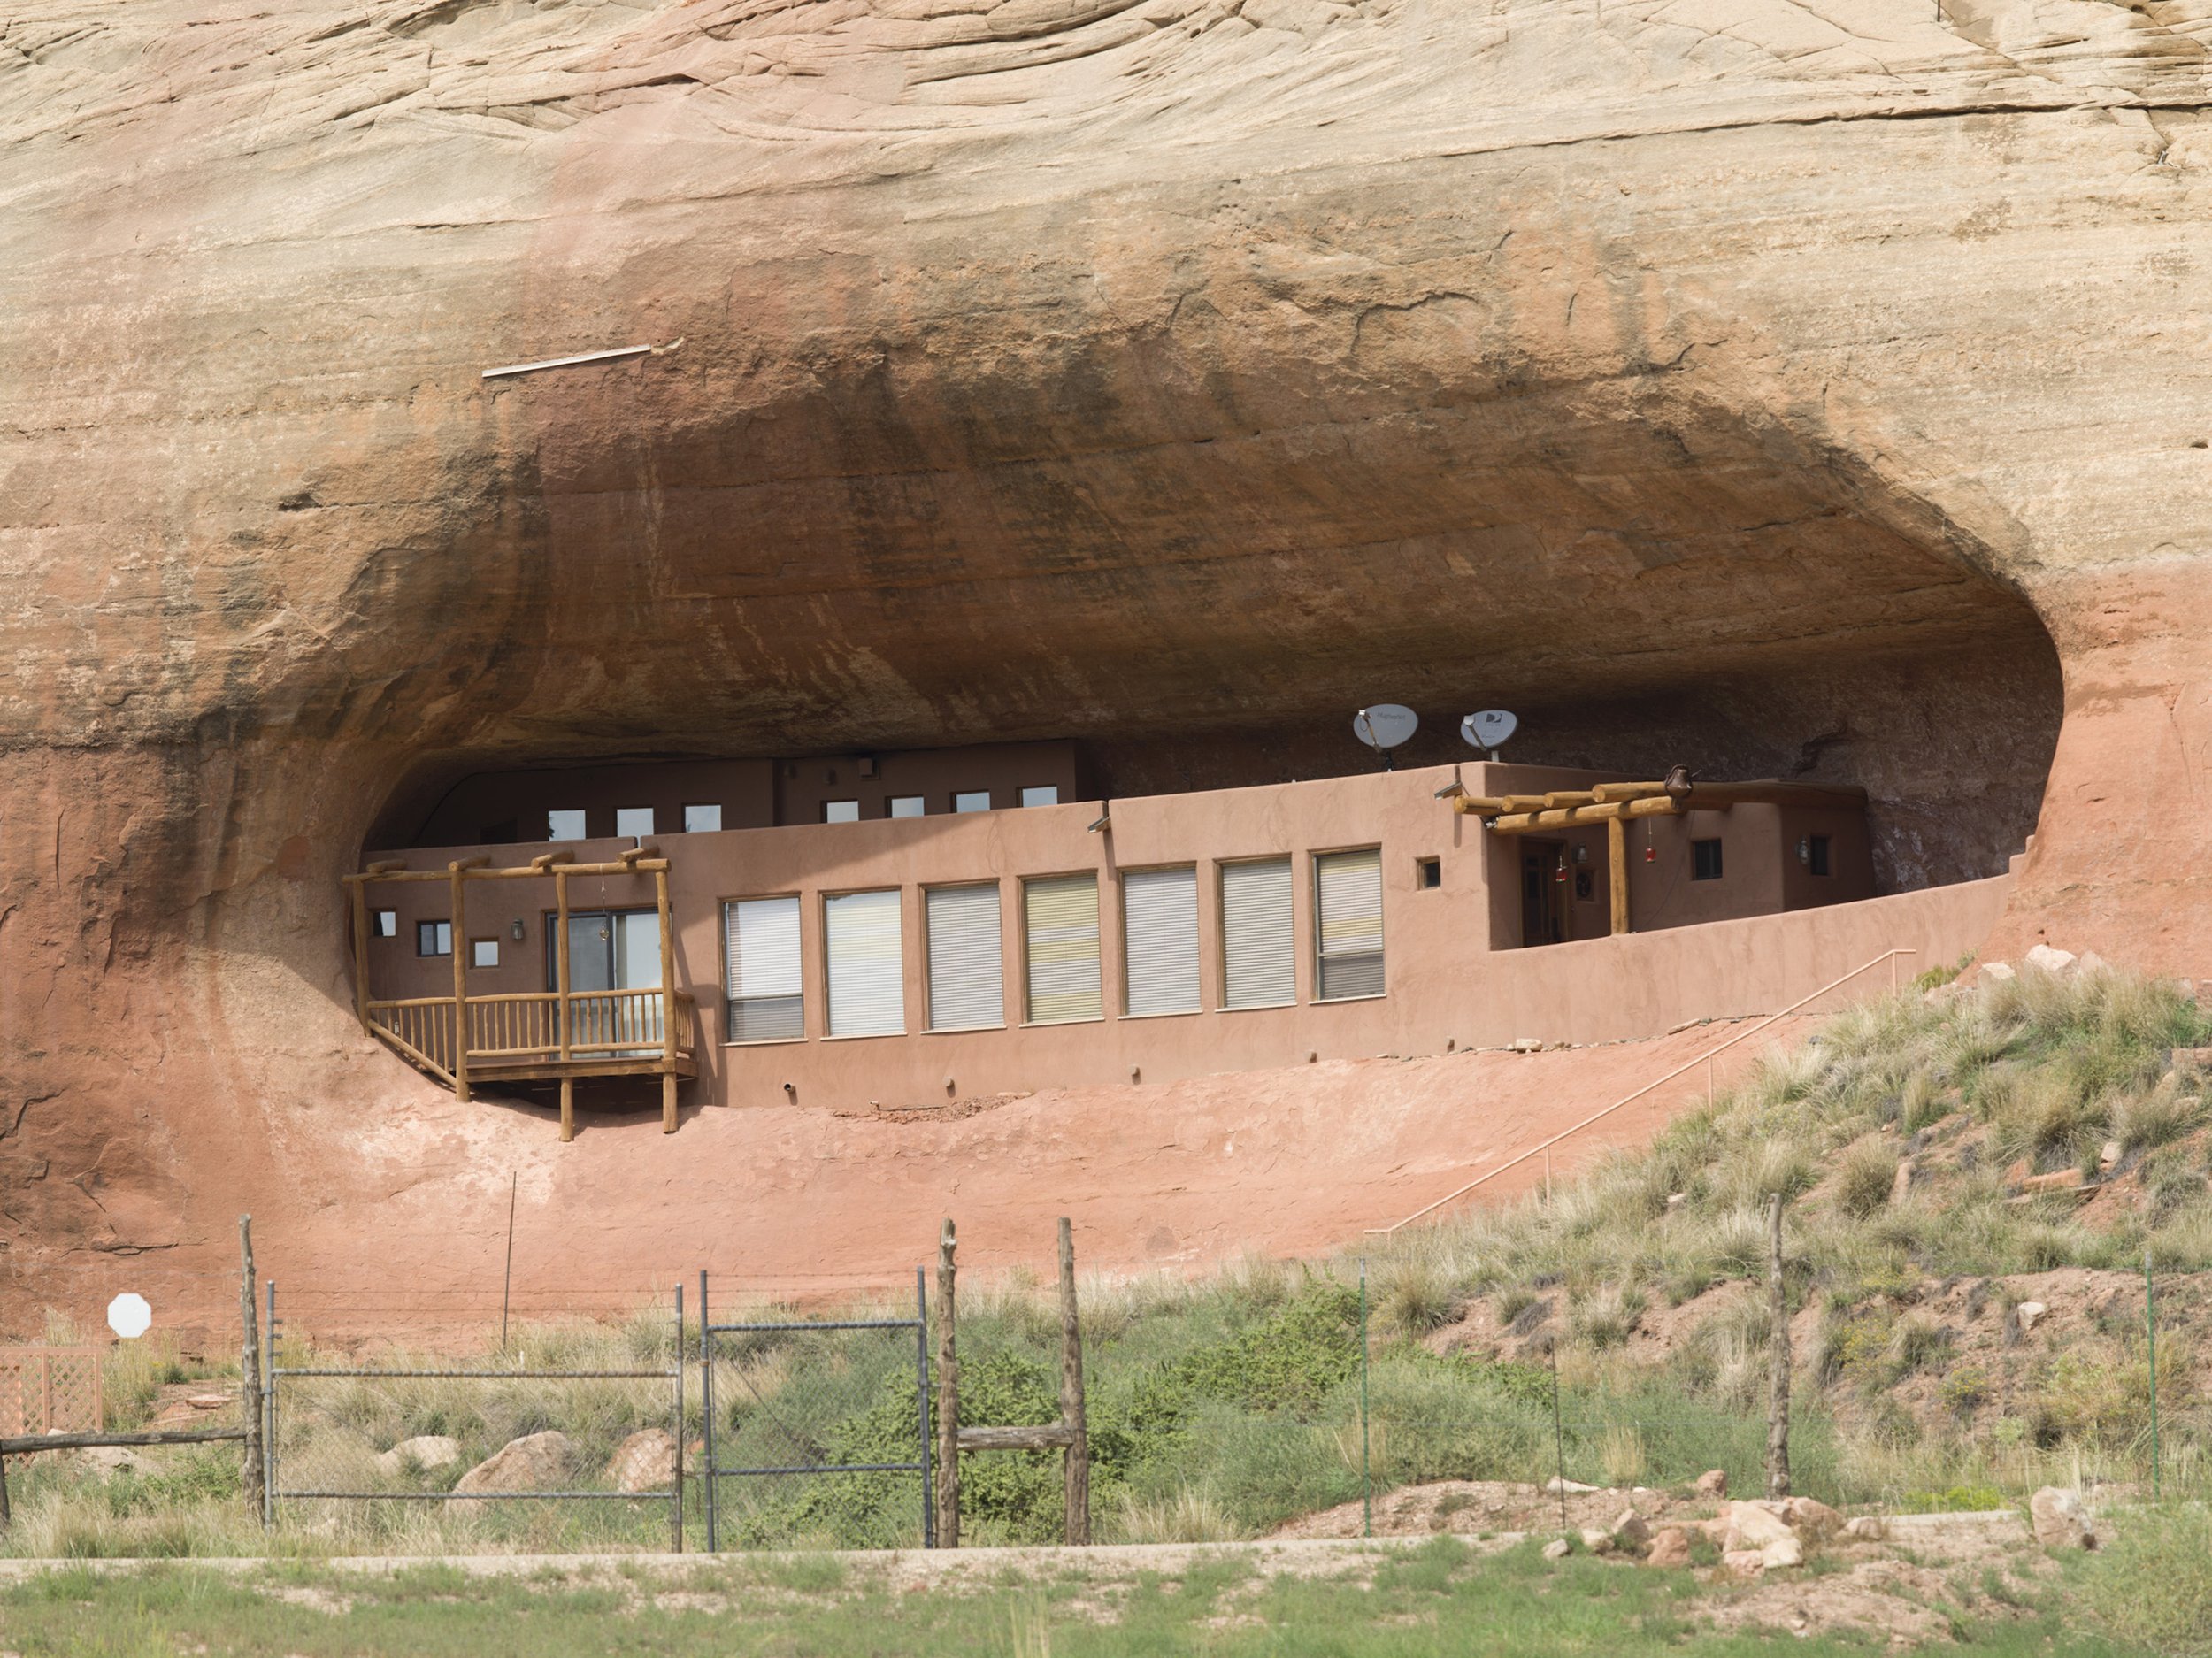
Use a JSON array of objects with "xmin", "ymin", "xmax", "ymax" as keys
[
  {"xmin": 107, "ymin": 1293, "xmax": 152, "ymax": 1340},
  {"xmin": 1353, "ymin": 705, "xmax": 1419, "ymax": 752},
  {"xmin": 1461, "ymin": 710, "xmax": 1518, "ymax": 758}
]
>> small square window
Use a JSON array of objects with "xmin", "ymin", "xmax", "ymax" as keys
[
  {"xmin": 888, "ymin": 795, "xmax": 926, "ymax": 818},
  {"xmin": 1415, "ymin": 856, "xmax": 1441, "ymax": 890},
  {"xmin": 547, "ymin": 809, "xmax": 587, "ymax": 841},
  {"xmin": 1808, "ymin": 834, "xmax": 1832, "ymax": 878},
  {"xmin": 824, "ymin": 800, "xmax": 860, "ymax": 824},
  {"xmin": 417, "ymin": 919, "xmax": 452, "ymax": 957},
  {"xmin": 371, "ymin": 909, "xmax": 398, "ymax": 938},
  {"xmin": 683, "ymin": 803, "xmax": 722, "ymax": 834},
  {"xmin": 616, "ymin": 806, "xmax": 655, "ymax": 838},
  {"xmin": 470, "ymin": 938, "xmax": 500, "ymax": 969},
  {"xmin": 1019, "ymin": 786, "xmax": 1059, "ymax": 808},
  {"xmin": 954, "ymin": 791, "xmax": 990, "ymax": 814},
  {"xmin": 1692, "ymin": 839, "xmax": 1724, "ymax": 881}
]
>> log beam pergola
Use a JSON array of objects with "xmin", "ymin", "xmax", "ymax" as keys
[{"xmin": 1455, "ymin": 778, "xmax": 1869, "ymax": 938}]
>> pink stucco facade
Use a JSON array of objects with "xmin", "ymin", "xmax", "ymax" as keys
[{"xmin": 358, "ymin": 762, "xmax": 2010, "ymax": 1113}]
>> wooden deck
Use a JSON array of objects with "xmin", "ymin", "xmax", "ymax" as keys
[{"xmin": 346, "ymin": 848, "xmax": 695, "ymax": 1140}]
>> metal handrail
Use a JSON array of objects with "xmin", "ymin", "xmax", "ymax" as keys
[{"xmin": 1364, "ymin": 948, "xmax": 1919, "ymax": 1236}]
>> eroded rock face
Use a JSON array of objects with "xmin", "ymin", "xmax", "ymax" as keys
[{"xmin": 4, "ymin": 1, "xmax": 2209, "ymax": 1317}]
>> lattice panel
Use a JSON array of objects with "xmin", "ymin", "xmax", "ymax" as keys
[{"xmin": 0, "ymin": 1346, "xmax": 104, "ymax": 1436}]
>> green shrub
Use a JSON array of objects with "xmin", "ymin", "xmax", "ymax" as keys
[{"xmin": 2084, "ymin": 1505, "xmax": 2212, "ymax": 1655}]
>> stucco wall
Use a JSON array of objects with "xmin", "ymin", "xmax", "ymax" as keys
[{"xmin": 361, "ymin": 762, "xmax": 2006, "ymax": 1112}]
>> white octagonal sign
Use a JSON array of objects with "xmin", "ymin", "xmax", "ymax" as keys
[{"xmin": 107, "ymin": 1293, "xmax": 152, "ymax": 1340}]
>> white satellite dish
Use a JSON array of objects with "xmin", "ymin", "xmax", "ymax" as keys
[
  {"xmin": 107, "ymin": 1292, "xmax": 152, "ymax": 1340},
  {"xmin": 1462, "ymin": 710, "xmax": 1518, "ymax": 759},
  {"xmin": 1353, "ymin": 704, "xmax": 1419, "ymax": 752}
]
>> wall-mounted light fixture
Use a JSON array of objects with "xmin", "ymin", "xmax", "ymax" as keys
[
  {"xmin": 1796, "ymin": 837, "xmax": 1812, "ymax": 866},
  {"xmin": 510, "ymin": 918, "xmax": 525, "ymax": 941},
  {"xmin": 1571, "ymin": 844, "xmax": 1589, "ymax": 865}
]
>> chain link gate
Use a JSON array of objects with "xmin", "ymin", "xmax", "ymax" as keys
[
  {"xmin": 262, "ymin": 1280, "xmax": 688, "ymax": 1549},
  {"xmin": 697, "ymin": 1269, "xmax": 933, "ymax": 1552}
]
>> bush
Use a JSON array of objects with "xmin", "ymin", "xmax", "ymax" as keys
[
  {"xmin": 2084, "ymin": 1505, "xmax": 2212, "ymax": 1655},
  {"xmin": 1835, "ymin": 1140, "xmax": 1901, "ymax": 1217}
]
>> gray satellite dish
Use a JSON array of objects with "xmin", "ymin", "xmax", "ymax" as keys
[
  {"xmin": 1462, "ymin": 710, "xmax": 1518, "ymax": 760},
  {"xmin": 1353, "ymin": 705, "xmax": 1419, "ymax": 771}
]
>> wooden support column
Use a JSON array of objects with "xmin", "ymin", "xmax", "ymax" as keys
[
  {"xmin": 349, "ymin": 879, "xmax": 372, "ymax": 1033},
  {"xmin": 933, "ymin": 1219, "xmax": 959, "ymax": 1548},
  {"xmin": 1607, "ymin": 817, "xmax": 1629, "ymax": 937},
  {"xmin": 449, "ymin": 862, "xmax": 472, "ymax": 1103},
  {"xmin": 1057, "ymin": 1217, "xmax": 1089, "ymax": 1546},
  {"xmin": 656, "ymin": 865, "xmax": 678, "ymax": 1134},
  {"xmin": 559, "ymin": 1077, "xmax": 574, "ymax": 1145},
  {"xmin": 555, "ymin": 868, "xmax": 572, "ymax": 1063}
]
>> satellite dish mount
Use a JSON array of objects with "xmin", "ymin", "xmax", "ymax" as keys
[
  {"xmin": 1353, "ymin": 705, "xmax": 1419, "ymax": 772},
  {"xmin": 1461, "ymin": 710, "xmax": 1518, "ymax": 763}
]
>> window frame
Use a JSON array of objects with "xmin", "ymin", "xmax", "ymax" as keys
[
  {"xmin": 370, "ymin": 909, "xmax": 398, "ymax": 939},
  {"xmin": 1018, "ymin": 785, "xmax": 1060, "ymax": 808},
  {"xmin": 953, "ymin": 790, "xmax": 992, "ymax": 815},
  {"xmin": 923, "ymin": 880, "xmax": 1008, "ymax": 1033},
  {"xmin": 1217, "ymin": 854, "xmax": 1297, "ymax": 1011},
  {"xmin": 546, "ymin": 809, "xmax": 588, "ymax": 841},
  {"xmin": 1692, "ymin": 838, "xmax": 1724, "ymax": 881},
  {"xmin": 469, "ymin": 937, "xmax": 500, "ymax": 970},
  {"xmin": 615, "ymin": 806, "xmax": 655, "ymax": 838},
  {"xmin": 682, "ymin": 803, "xmax": 723, "ymax": 834},
  {"xmin": 722, "ymin": 893, "xmax": 806, "ymax": 1046},
  {"xmin": 1020, "ymin": 870, "xmax": 1105, "ymax": 1025},
  {"xmin": 1312, "ymin": 844, "xmax": 1386, "ymax": 1003},
  {"xmin": 1808, "ymin": 834, "xmax": 1832, "ymax": 878},
  {"xmin": 416, "ymin": 919, "xmax": 452, "ymax": 957},
  {"xmin": 820, "ymin": 887, "xmax": 906, "ymax": 1040},
  {"xmin": 1119, "ymin": 864, "xmax": 1202, "ymax": 1020},
  {"xmin": 822, "ymin": 800, "xmax": 861, "ymax": 824}
]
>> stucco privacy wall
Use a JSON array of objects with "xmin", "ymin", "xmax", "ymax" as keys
[
  {"xmin": 2, "ymin": 0, "xmax": 2207, "ymax": 1316},
  {"xmin": 365, "ymin": 763, "xmax": 2006, "ymax": 1112}
]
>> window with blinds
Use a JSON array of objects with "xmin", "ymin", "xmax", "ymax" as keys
[
  {"xmin": 1122, "ymin": 867, "xmax": 1199, "ymax": 1017},
  {"xmin": 1220, "ymin": 857, "xmax": 1294, "ymax": 1009},
  {"xmin": 926, "ymin": 884, "xmax": 1004, "ymax": 1032},
  {"xmin": 724, "ymin": 896, "xmax": 803, "ymax": 1043},
  {"xmin": 1316, "ymin": 847, "xmax": 1385, "ymax": 1001},
  {"xmin": 1024, "ymin": 874, "xmax": 1102, "ymax": 1023},
  {"xmin": 826, "ymin": 889, "xmax": 904, "ymax": 1038}
]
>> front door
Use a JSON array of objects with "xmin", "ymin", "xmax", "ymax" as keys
[
  {"xmin": 1520, "ymin": 840, "xmax": 1571, "ymax": 947},
  {"xmin": 550, "ymin": 909, "xmax": 663, "ymax": 1050}
]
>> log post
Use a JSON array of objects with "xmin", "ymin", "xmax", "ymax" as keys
[
  {"xmin": 656, "ymin": 865, "xmax": 678, "ymax": 1133},
  {"xmin": 555, "ymin": 867, "xmax": 572, "ymax": 1064},
  {"xmin": 1607, "ymin": 816, "xmax": 1629, "ymax": 937},
  {"xmin": 559, "ymin": 1077, "xmax": 574, "ymax": 1145},
  {"xmin": 349, "ymin": 878, "xmax": 372, "ymax": 1032},
  {"xmin": 449, "ymin": 861, "xmax": 472, "ymax": 1102},
  {"xmin": 1765, "ymin": 1193, "xmax": 1792, "ymax": 1498},
  {"xmin": 1057, "ymin": 1217, "xmax": 1089, "ymax": 1546},
  {"xmin": 933, "ymin": 1218, "xmax": 959, "ymax": 1548},
  {"xmin": 239, "ymin": 1215, "xmax": 265, "ymax": 1523}
]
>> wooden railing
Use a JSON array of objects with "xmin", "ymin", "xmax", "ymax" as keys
[{"xmin": 367, "ymin": 989, "xmax": 696, "ymax": 1085}]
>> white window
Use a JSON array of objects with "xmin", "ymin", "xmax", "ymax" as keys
[
  {"xmin": 417, "ymin": 919, "xmax": 452, "ymax": 958},
  {"xmin": 1316, "ymin": 848, "xmax": 1385, "ymax": 1000},
  {"xmin": 824, "ymin": 800, "xmax": 861, "ymax": 824},
  {"xmin": 684, "ymin": 803, "xmax": 723, "ymax": 833},
  {"xmin": 616, "ymin": 806, "xmax": 655, "ymax": 838},
  {"xmin": 470, "ymin": 938, "xmax": 500, "ymax": 969},
  {"xmin": 547, "ymin": 810, "xmax": 587, "ymax": 841},
  {"xmin": 1020, "ymin": 786, "xmax": 1059, "ymax": 808},
  {"xmin": 371, "ymin": 909, "xmax": 397, "ymax": 939},
  {"xmin": 1221, "ymin": 858, "xmax": 1294, "ymax": 1009},
  {"xmin": 888, "ymin": 796, "xmax": 926, "ymax": 818},
  {"xmin": 826, "ymin": 889, "xmax": 903, "ymax": 1037},
  {"xmin": 1025, "ymin": 874, "xmax": 1102, "ymax": 1023},
  {"xmin": 724, "ymin": 896, "xmax": 803, "ymax": 1043},
  {"xmin": 926, "ymin": 884, "xmax": 1004, "ymax": 1032},
  {"xmin": 1123, "ymin": 867, "xmax": 1199, "ymax": 1017},
  {"xmin": 954, "ymin": 791, "xmax": 991, "ymax": 814}
]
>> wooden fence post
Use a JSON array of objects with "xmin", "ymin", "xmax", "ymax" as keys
[
  {"xmin": 1057, "ymin": 1217, "xmax": 1089, "ymax": 1546},
  {"xmin": 1765, "ymin": 1193, "xmax": 1792, "ymax": 1499},
  {"xmin": 449, "ymin": 861, "xmax": 472, "ymax": 1103},
  {"xmin": 239, "ymin": 1215, "xmax": 265, "ymax": 1524},
  {"xmin": 933, "ymin": 1218, "xmax": 959, "ymax": 1548}
]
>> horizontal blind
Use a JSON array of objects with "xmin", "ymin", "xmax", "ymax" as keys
[
  {"xmin": 826, "ymin": 888, "xmax": 904, "ymax": 1038},
  {"xmin": 1316, "ymin": 847, "xmax": 1385, "ymax": 1000},
  {"xmin": 1025, "ymin": 873, "xmax": 1102, "ymax": 1023},
  {"xmin": 725, "ymin": 897, "xmax": 803, "ymax": 1042},
  {"xmin": 1221, "ymin": 857, "xmax": 1294, "ymax": 1009},
  {"xmin": 1123, "ymin": 867, "xmax": 1199, "ymax": 1017},
  {"xmin": 927, "ymin": 884, "xmax": 1004, "ymax": 1032}
]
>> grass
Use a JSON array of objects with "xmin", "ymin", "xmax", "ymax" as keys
[
  {"xmin": 9, "ymin": 963, "xmax": 2209, "ymax": 1561},
  {"xmin": 0, "ymin": 1538, "xmax": 2162, "ymax": 1656}
]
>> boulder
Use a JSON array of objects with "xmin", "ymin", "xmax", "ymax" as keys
[
  {"xmin": 1981, "ymin": 963, "xmax": 2017, "ymax": 984},
  {"xmin": 1780, "ymin": 1496, "xmax": 1843, "ymax": 1539},
  {"xmin": 375, "ymin": 1435, "xmax": 463, "ymax": 1479},
  {"xmin": 79, "ymin": 1445, "xmax": 152, "ymax": 1480},
  {"xmin": 1721, "ymin": 1548, "xmax": 1769, "ymax": 1578},
  {"xmin": 2024, "ymin": 944, "xmax": 2078, "ymax": 976},
  {"xmin": 1843, "ymin": 1516, "xmax": 1888, "ymax": 1542},
  {"xmin": 1611, "ymin": 1509, "xmax": 1653, "ymax": 1549},
  {"xmin": 1693, "ymin": 1469, "xmax": 1728, "ymax": 1498},
  {"xmin": 2099, "ymin": 1140, "xmax": 2123, "ymax": 1171},
  {"xmin": 2016, "ymin": 1301, "xmax": 2049, "ymax": 1332},
  {"xmin": 1720, "ymin": 1501, "xmax": 1796, "ymax": 1553},
  {"xmin": 1759, "ymin": 1535, "xmax": 1805, "ymax": 1570},
  {"xmin": 1541, "ymin": 1538, "xmax": 1572, "ymax": 1562},
  {"xmin": 454, "ymin": 1430, "xmax": 572, "ymax": 1501},
  {"xmin": 2030, "ymin": 1486, "xmax": 2095, "ymax": 1551},
  {"xmin": 604, "ymin": 1428, "xmax": 677, "ymax": 1493},
  {"xmin": 1644, "ymin": 1527, "xmax": 1694, "ymax": 1570},
  {"xmin": 1544, "ymin": 1475, "xmax": 1600, "ymax": 1495},
  {"xmin": 1578, "ymin": 1527, "xmax": 1615, "ymax": 1554}
]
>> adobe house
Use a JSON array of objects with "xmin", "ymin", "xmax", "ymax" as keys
[{"xmin": 349, "ymin": 743, "xmax": 1994, "ymax": 1140}]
